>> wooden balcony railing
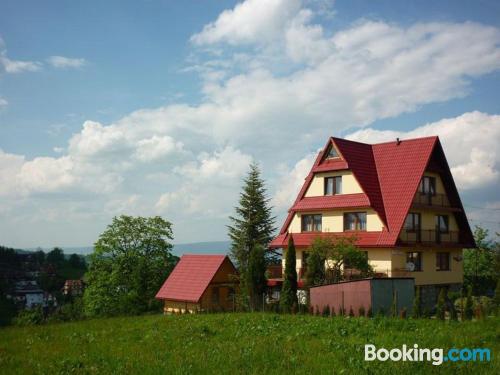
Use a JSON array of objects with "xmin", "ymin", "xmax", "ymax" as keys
[
  {"xmin": 412, "ymin": 193, "xmax": 451, "ymax": 207},
  {"xmin": 399, "ymin": 229, "xmax": 459, "ymax": 244},
  {"xmin": 266, "ymin": 265, "xmax": 283, "ymax": 279}
]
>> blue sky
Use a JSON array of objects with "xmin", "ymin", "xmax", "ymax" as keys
[{"xmin": 0, "ymin": 0, "xmax": 499, "ymax": 248}]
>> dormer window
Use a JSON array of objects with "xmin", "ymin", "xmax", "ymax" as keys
[
  {"xmin": 326, "ymin": 145, "xmax": 340, "ymax": 159},
  {"xmin": 324, "ymin": 176, "xmax": 342, "ymax": 195}
]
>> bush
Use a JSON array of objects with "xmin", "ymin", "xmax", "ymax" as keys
[
  {"xmin": 322, "ymin": 305, "xmax": 330, "ymax": 317},
  {"xmin": 413, "ymin": 287, "xmax": 421, "ymax": 318},
  {"xmin": 13, "ymin": 306, "xmax": 44, "ymax": 326},
  {"xmin": 465, "ymin": 287, "xmax": 474, "ymax": 320},
  {"xmin": 358, "ymin": 306, "xmax": 365, "ymax": 317},
  {"xmin": 455, "ymin": 294, "xmax": 492, "ymax": 319},
  {"xmin": 367, "ymin": 307, "xmax": 373, "ymax": 318},
  {"xmin": 436, "ymin": 289, "xmax": 446, "ymax": 320},
  {"xmin": 47, "ymin": 298, "xmax": 84, "ymax": 323},
  {"xmin": 331, "ymin": 306, "xmax": 336, "ymax": 317},
  {"xmin": 348, "ymin": 306, "xmax": 354, "ymax": 317}
]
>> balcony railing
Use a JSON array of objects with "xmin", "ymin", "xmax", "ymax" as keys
[
  {"xmin": 399, "ymin": 229, "xmax": 459, "ymax": 244},
  {"xmin": 412, "ymin": 193, "xmax": 451, "ymax": 207}
]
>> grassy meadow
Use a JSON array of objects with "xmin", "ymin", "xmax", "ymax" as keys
[{"xmin": 0, "ymin": 313, "xmax": 498, "ymax": 374}]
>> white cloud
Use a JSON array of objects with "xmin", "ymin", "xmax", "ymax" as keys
[
  {"xmin": 0, "ymin": 97, "xmax": 7, "ymax": 107},
  {"xmin": 346, "ymin": 111, "xmax": 500, "ymax": 190},
  {"xmin": 134, "ymin": 135, "xmax": 183, "ymax": 162},
  {"xmin": 0, "ymin": 51, "xmax": 41, "ymax": 73},
  {"xmin": 17, "ymin": 156, "xmax": 76, "ymax": 193},
  {"xmin": 46, "ymin": 56, "xmax": 86, "ymax": 69},
  {"xmin": 272, "ymin": 152, "xmax": 317, "ymax": 210},
  {"xmin": 191, "ymin": 0, "xmax": 302, "ymax": 46}
]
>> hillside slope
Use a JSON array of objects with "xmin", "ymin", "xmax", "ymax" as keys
[{"xmin": 0, "ymin": 314, "xmax": 498, "ymax": 374}]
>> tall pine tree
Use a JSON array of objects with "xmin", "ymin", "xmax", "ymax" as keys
[
  {"xmin": 281, "ymin": 235, "xmax": 298, "ymax": 312},
  {"xmin": 228, "ymin": 163, "xmax": 276, "ymax": 310}
]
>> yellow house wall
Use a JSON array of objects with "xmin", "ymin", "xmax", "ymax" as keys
[
  {"xmin": 391, "ymin": 248, "xmax": 463, "ymax": 286},
  {"xmin": 304, "ymin": 171, "xmax": 363, "ymax": 197},
  {"xmin": 288, "ymin": 209, "xmax": 384, "ymax": 233},
  {"xmin": 284, "ymin": 247, "xmax": 463, "ymax": 287}
]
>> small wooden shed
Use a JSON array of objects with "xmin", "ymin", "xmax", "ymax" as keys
[{"xmin": 155, "ymin": 254, "xmax": 238, "ymax": 314}]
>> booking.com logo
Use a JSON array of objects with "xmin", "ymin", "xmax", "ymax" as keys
[{"xmin": 365, "ymin": 344, "xmax": 491, "ymax": 366}]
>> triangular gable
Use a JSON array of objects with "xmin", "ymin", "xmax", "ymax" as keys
[
  {"xmin": 424, "ymin": 140, "xmax": 475, "ymax": 247},
  {"xmin": 332, "ymin": 137, "xmax": 387, "ymax": 228},
  {"xmin": 155, "ymin": 254, "xmax": 234, "ymax": 302}
]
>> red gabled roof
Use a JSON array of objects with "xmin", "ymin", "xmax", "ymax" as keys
[
  {"xmin": 155, "ymin": 254, "xmax": 233, "ymax": 303},
  {"xmin": 273, "ymin": 135, "xmax": 475, "ymax": 248}
]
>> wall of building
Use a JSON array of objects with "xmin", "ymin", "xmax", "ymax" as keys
[
  {"xmin": 288, "ymin": 209, "xmax": 384, "ymax": 233},
  {"xmin": 163, "ymin": 300, "xmax": 200, "ymax": 314},
  {"xmin": 391, "ymin": 248, "xmax": 463, "ymax": 285},
  {"xmin": 304, "ymin": 171, "xmax": 363, "ymax": 197}
]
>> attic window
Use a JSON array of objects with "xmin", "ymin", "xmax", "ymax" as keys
[{"xmin": 326, "ymin": 145, "xmax": 340, "ymax": 159}]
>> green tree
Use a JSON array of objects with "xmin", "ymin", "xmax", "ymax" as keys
[
  {"xmin": 280, "ymin": 236, "xmax": 298, "ymax": 312},
  {"xmin": 228, "ymin": 163, "xmax": 276, "ymax": 310},
  {"xmin": 46, "ymin": 247, "xmax": 65, "ymax": 265},
  {"xmin": 305, "ymin": 236, "xmax": 372, "ymax": 286},
  {"xmin": 463, "ymin": 226, "xmax": 498, "ymax": 295},
  {"xmin": 83, "ymin": 216, "xmax": 178, "ymax": 317},
  {"xmin": 493, "ymin": 279, "xmax": 500, "ymax": 314},
  {"xmin": 68, "ymin": 254, "xmax": 85, "ymax": 269}
]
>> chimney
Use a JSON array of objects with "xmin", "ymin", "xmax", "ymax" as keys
[{"xmin": 396, "ymin": 138, "xmax": 401, "ymax": 145}]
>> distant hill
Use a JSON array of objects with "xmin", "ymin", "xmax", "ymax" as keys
[
  {"xmin": 19, "ymin": 241, "xmax": 231, "ymax": 257},
  {"xmin": 172, "ymin": 241, "xmax": 230, "ymax": 256}
]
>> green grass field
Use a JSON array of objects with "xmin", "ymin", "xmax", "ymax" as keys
[{"xmin": 0, "ymin": 313, "xmax": 498, "ymax": 374}]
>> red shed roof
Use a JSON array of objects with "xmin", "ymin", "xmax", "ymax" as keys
[
  {"xmin": 155, "ymin": 254, "xmax": 233, "ymax": 303},
  {"xmin": 274, "ymin": 136, "xmax": 475, "ymax": 248}
]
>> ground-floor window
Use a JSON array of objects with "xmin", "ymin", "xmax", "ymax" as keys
[
  {"xmin": 406, "ymin": 251, "xmax": 422, "ymax": 271},
  {"xmin": 436, "ymin": 252, "xmax": 450, "ymax": 271}
]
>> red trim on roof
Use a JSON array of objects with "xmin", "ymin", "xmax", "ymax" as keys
[
  {"xmin": 155, "ymin": 254, "xmax": 234, "ymax": 303},
  {"xmin": 270, "ymin": 232, "xmax": 384, "ymax": 248},
  {"xmin": 291, "ymin": 193, "xmax": 370, "ymax": 211}
]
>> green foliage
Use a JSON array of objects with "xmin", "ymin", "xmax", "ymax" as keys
[
  {"xmin": 463, "ymin": 226, "xmax": 499, "ymax": 295},
  {"xmin": 1, "ymin": 313, "xmax": 499, "ymax": 374},
  {"xmin": 228, "ymin": 163, "xmax": 276, "ymax": 310},
  {"xmin": 247, "ymin": 244, "xmax": 267, "ymax": 310},
  {"xmin": 0, "ymin": 295, "xmax": 17, "ymax": 326},
  {"xmin": 46, "ymin": 247, "xmax": 65, "ymax": 265},
  {"xmin": 305, "ymin": 236, "xmax": 372, "ymax": 286},
  {"xmin": 465, "ymin": 287, "xmax": 474, "ymax": 320},
  {"xmin": 280, "ymin": 236, "xmax": 298, "ymax": 312},
  {"xmin": 455, "ymin": 295, "xmax": 493, "ymax": 317},
  {"xmin": 413, "ymin": 286, "xmax": 421, "ymax": 318},
  {"xmin": 358, "ymin": 306, "xmax": 365, "ymax": 317},
  {"xmin": 13, "ymin": 306, "xmax": 44, "ymax": 326},
  {"xmin": 390, "ymin": 292, "xmax": 398, "ymax": 318},
  {"xmin": 436, "ymin": 288, "xmax": 446, "ymax": 320},
  {"xmin": 48, "ymin": 298, "xmax": 84, "ymax": 323},
  {"xmin": 348, "ymin": 306, "xmax": 354, "ymax": 317},
  {"xmin": 322, "ymin": 305, "xmax": 330, "ymax": 317},
  {"xmin": 83, "ymin": 215, "xmax": 177, "ymax": 317}
]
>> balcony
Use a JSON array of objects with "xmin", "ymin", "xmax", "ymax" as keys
[
  {"xmin": 399, "ymin": 229, "xmax": 460, "ymax": 245},
  {"xmin": 266, "ymin": 264, "xmax": 283, "ymax": 279},
  {"xmin": 412, "ymin": 193, "xmax": 452, "ymax": 208}
]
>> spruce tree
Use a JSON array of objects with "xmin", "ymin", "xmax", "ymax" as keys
[
  {"xmin": 228, "ymin": 163, "xmax": 276, "ymax": 310},
  {"xmin": 280, "ymin": 236, "xmax": 298, "ymax": 312}
]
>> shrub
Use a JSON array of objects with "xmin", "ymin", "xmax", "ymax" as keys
[
  {"xmin": 367, "ymin": 307, "xmax": 373, "ymax": 318},
  {"xmin": 331, "ymin": 306, "xmax": 336, "ymax": 317},
  {"xmin": 413, "ymin": 286, "xmax": 421, "ymax": 318},
  {"xmin": 358, "ymin": 306, "xmax": 365, "ymax": 317},
  {"xmin": 315, "ymin": 305, "xmax": 320, "ymax": 316},
  {"xmin": 390, "ymin": 293, "xmax": 398, "ymax": 318},
  {"xmin": 348, "ymin": 306, "xmax": 354, "ymax": 317},
  {"xmin": 436, "ymin": 289, "xmax": 446, "ymax": 320},
  {"xmin": 322, "ymin": 305, "xmax": 330, "ymax": 317},
  {"xmin": 422, "ymin": 307, "xmax": 431, "ymax": 319},
  {"xmin": 465, "ymin": 287, "xmax": 474, "ymax": 320},
  {"xmin": 13, "ymin": 306, "xmax": 44, "ymax": 326},
  {"xmin": 399, "ymin": 308, "xmax": 407, "ymax": 319}
]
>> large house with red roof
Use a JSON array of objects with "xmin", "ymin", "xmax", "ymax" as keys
[
  {"xmin": 156, "ymin": 254, "xmax": 238, "ymax": 314},
  {"xmin": 270, "ymin": 136, "xmax": 475, "ymax": 303}
]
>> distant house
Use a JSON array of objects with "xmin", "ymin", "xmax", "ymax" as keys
[
  {"xmin": 14, "ymin": 280, "xmax": 44, "ymax": 309},
  {"xmin": 63, "ymin": 279, "xmax": 84, "ymax": 296},
  {"xmin": 156, "ymin": 254, "xmax": 238, "ymax": 314}
]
